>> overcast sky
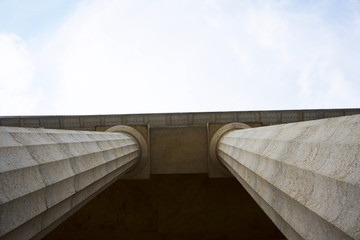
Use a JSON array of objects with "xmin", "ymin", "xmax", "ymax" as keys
[{"xmin": 0, "ymin": 0, "xmax": 359, "ymax": 116}]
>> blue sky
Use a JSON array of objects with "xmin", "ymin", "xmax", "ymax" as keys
[
  {"xmin": 0, "ymin": 0, "xmax": 80, "ymax": 39},
  {"xmin": 0, "ymin": 0, "xmax": 359, "ymax": 115}
]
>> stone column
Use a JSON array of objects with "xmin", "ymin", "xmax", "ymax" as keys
[
  {"xmin": 210, "ymin": 115, "xmax": 360, "ymax": 240},
  {"xmin": 0, "ymin": 125, "xmax": 147, "ymax": 240}
]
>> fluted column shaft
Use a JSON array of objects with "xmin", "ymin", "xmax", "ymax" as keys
[
  {"xmin": 215, "ymin": 115, "xmax": 360, "ymax": 240},
  {"xmin": 0, "ymin": 126, "xmax": 143, "ymax": 240}
]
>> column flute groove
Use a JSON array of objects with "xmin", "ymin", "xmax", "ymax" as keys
[
  {"xmin": 210, "ymin": 115, "xmax": 360, "ymax": 240},
  {"xmin": 0, "ymin": 125, "xmax": 147, "ymax": 240}
]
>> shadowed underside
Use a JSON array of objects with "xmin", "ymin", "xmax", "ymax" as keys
[{"xmin": 42, "ymin": 174, "xmax": 285, "ymax": 240}]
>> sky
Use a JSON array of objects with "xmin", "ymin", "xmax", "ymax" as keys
[{"xmin": 0, "ymin": 0, "xmax": 359, "ymax": 116}]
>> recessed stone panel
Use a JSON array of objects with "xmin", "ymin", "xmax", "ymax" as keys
[
  {"xmin": 192, "ymin": 113, "xmax": 214, "ymax": 125},
  {"xmin": 21, "ymin": 118, "xmax": 40, "ymax": 128},
  {"xmin": 303, "ymin": 111, "xmax": 324, "ymax": 120},
  {"xmin": 123, "ymin": 115, "xmax": 145, "ymax": 125},
  {"xmin": 323, "ymin": 109, "xmax": 345, "ymax": 118},
  {"xmin": 104, "ymin": 116, "xmax": 122, "ymax": 126},
  {"xmin": 281, "ymin": 111, "xmax": 300, "ymax": 123},
  {"xmin": 237, "ymin": 112, "xmax": 260, "ymax": 122},
  {"xmin": 260, "ymin": 111, "xmax": 281, "ymax": 124},
  {"xmin": 344, "ymin": 109, "xmax": 360, "ymax": 116},
  {"xmin": 40, "ymin": 118, "xmax": 60, "ymax": 129},
  {"xmin": 170, "ymin": 114, "xmax": 189, "ymax": 126},
  {"xmin": 215, "ymin": 113, "xmax": 236, "ymax": 123},
  {"xmin": 150, "ymin": 126, "xmax": 208, "ymax": 174},
  {"xmin": 146, "ymin": 114, "xmax": 167, "ymax": 126},
  {"xmin": 1, "ymin": 119, "xmax": 21, "ymax": 127},
  {"xmin": 60, "ymin": 117, "xmax": 81, "ymax": 129},
  {"xmin": 80, "ymin": 117, "xmax": 102, "ymax": 128}
]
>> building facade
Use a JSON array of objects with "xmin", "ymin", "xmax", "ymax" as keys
[{"xmin": 1, "ymin": 109, "xmax": 360, "ymax": 239}]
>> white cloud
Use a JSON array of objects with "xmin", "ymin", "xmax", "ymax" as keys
[
  {"xmin": 36, "ymin": 0, "xmax": 221, "ymax": 114},
  {"xmin": 213, "ymin": 0, "xmax": 360, "ymax": 110},
  {"xmin": 1, "ymin": 0, "xmax": 359, "ymax": 115},
  {"xmin": 245, "ymin": 6, "xmax": 289, "ymax": 52},
  {"xmin": 0, "ymin": 33, "xmax": 41, "ymax": 115}
]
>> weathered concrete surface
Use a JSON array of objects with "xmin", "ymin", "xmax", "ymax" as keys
[
  {"xmin": 1, "ymin": 109, "xmax": 360, "ymax": 130},
  {"xmin": 0, "ymin": 126, "xmax": 144, "ymax": 240},
  {"xmin": 42, "ymin": 174, "xmax": 285, "ymax": 240},
  {"xmin": 150, "ymin": 126, "xmax": 208, "ymax": 174},
  {"xmin": 214, "ymin": 114, "xmax": 360, "ymax": 239},
  {"xmin": 1, "ymin": 110, "xmax": 359, "ymax": 177},
  {"xmin": 1, "ymin": 110, "xmax": 360, "ymax": 239}
]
